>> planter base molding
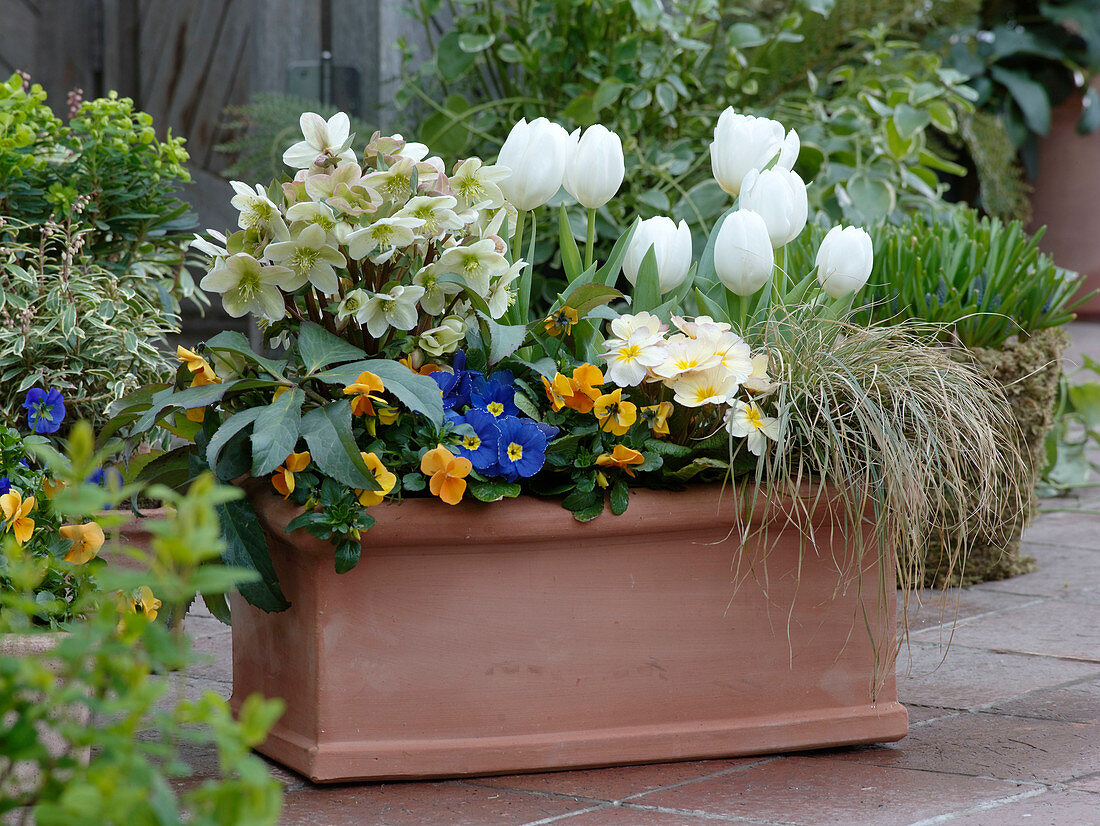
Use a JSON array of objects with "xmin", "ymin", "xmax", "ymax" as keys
[{"xmin": 230, "ymin": 485, "xmax": 908, "ymax": 783}]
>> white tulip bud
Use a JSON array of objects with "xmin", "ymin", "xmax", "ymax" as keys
[
  {"xmin": 497, "ymin": 117, "xmax": 573, "ymax": 211},
  {"xmin": 815, "ymin": 226, "xmax": 874, "ymax": 299},
  {"xmin": 622, "ymin": 217, "xmax": 693, "ymax": 294},
  {"xmin": 563, "ymin": 123, "xmax": 626, "ymax": 209},
  {"xmin": 739, "ymin": 167, "xmax": 808, "ymax": 248},
  {"xmin": 713, "ymin": 210, "xmax": 775, "ymax": 296},
  {"xmin": 709, "ymin": 108, "xmax": 796, "ymax": 196}
]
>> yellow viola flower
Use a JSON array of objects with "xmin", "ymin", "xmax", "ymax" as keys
[
  {"xmin": 541, "ymin": 364, "xmax": 604, "ymax": 414},
  {"xmin": 343, "ymin": 370, "xmax": 385, "ymax": 417},
  {"xmin": 177, "ymin": 345, "xmax": 220, "ymax": 384},
  {"xmin": 640, "ymin": 401, "xmax": 675, "ymax": 437},
  {"xmin": 420, "ymin": 444, "xmax": 472, "ymax": 506},
  {"xmin": 593, "ymin": 388, "xmax": 638, "ymax": 436},
  {"xmin": 42, "ymin": 477, "xmax": 67, "ymax": 499},
  {"xmin": 544, "ymin": 305, "xmax": 579, "ymax": 337},
  {"xmin": 378, "ymin": 406, "xmax": 400, "ymax": 425},
  {"xmin": 271, "ymin": 451, "xmax": 312, "ymax": 499},
  {"xmin": 355, "ymin": 452, "xmax": 397, "ymax": 507},
  {"xmin": 1, "ymin": 489, "xmax": 35, "ymax": 545},
  {"xmin": 595, "ymin": 445, "xmax": 646, "ymax": 477},
  {"xmin": 61, "ymin": 521, "xmax": 106, "ymax": 565}
]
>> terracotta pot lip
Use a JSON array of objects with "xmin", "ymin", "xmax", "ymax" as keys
[{"xmin": 244, "ymin": 478, "xmax": 860, "ymax": 557}]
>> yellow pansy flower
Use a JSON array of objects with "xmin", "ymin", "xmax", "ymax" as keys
[
  {"xmin": 61, "ymin": 522, "xmax": 106, "ymax": 565},
  {"xmin": 1, "ymin": 489, "xmax": 35, "ymax": 545}
]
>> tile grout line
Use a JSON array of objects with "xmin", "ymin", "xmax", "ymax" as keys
[
  {"xmin": 615, "ymin": 757, "xmax": 781, "ymax": 803},
  {"xmin": 903, "ymin": 787, "xmax": 1050, "ymax": 826}
]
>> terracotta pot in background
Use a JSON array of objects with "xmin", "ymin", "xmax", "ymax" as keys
[
  {"xmin": 230, "ymin": 484, "xmax": 908, "ymax": 783},
  {"xmin": 1029, "ymin": 80, "xmax": 1100, "ymax": 319}
]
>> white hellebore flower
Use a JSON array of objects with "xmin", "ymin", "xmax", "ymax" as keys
[
  {"xmin": 496, "ymin": 117, "xmax": 573, "ymax": 211},
  {"xmin": 815, "ymin": 225, "xmax": 874, "ymax": 299},
  {"xmin": 724, "ymin": 400, "xmax": 780, "ymax": 456},
  {"xmin": 412, "ymin": 263, "xmax": 464, "ymax": 316},
  {"xmin": 345, "ymin": 216, "xmax": 424, "ymax": 263},
  {"xmin": 709, "ymin": 107, "xmax": 797, "ymax": 196},
  {"xmin": 419, "ymin": 316, "xmax": 467, "ymax": 357},
  {"xmin": 190, "ymin": 229, "xmax": 230, "ymax": 261},
  {"xmin": 564, "ymin": 123, "xmax": 625, "ymax": 209},
  {"xmin": 200, "ymin": 253, "xmax": 294, "ymax": 321},
  {"xmin": 435, "ymin": 238, "xmax": 509, "ymax": 297},
  {"xmin": 396, "ymin": 195, "xmax": 464, "ymax": 238},
  {"xmin": 336, "ymin": 288, "xmax": 372, "ymax": 322},
  {"xmin": 668, "ymin": 366, "xmax": 744, "ymax": 408},
  {"xmin": 449, "ymin": 157, "xmax": 510, "ymax": 213},
  {"xmin": 356, "ymin": 285, "xmax": 426, "ymax": 338},
  {"xmin": 622, "ymin": 217, "xmax": 693, "ymax": 294},
  {"xmin": 601, "ymin": 315, "xmax": 667, "ymax": 388},
  {"xmin": 283, "ymin": 111, "xmax": 357, "ymax": 169},
  {"xmin": 739, "ymin": 167, "xmax": 808, "ymax": 248},
  {"xmin": 713, "ymin": 210, "xmax": 775, "ymax": 297},
  {"xmin": 264, "ymin": 224, "xmax": 347, "ymax": 295},
  {"xmin": 228, "ymin": 182, "xmax": 289, "ymax": 240},
  {"xmin": 486, "ymin": 260, "xmax": 524, "ymax": 319}
]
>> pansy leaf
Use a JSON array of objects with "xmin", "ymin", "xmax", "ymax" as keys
[
  {"xmin": 250, "ymin": 389, "xmax": 305, "ymax": 477},
  {"xmin": 312, "ymin": 359, "xmax": 444, "ymax": 428},
  {"xmin": 470, "ymin": 480, "xmax": 522, "ymax": 502},
  {"xmin": 300, "ymin": 401, "xmax": 380, "ymax": 489},
  {"xmin": 297, "ymin": 321, "xmax": 368, "ymax": 375},
  {"xmin": 610, "ymin": 480, "xmax": 630, "ymax": 515},
  {"xmin": 334, "ymin": 540, "xmax": 362, "ymax": 575}
]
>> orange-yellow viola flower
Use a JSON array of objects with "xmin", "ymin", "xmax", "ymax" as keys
[
  {"xmin": 377, "ymin": 406, "xmax": 399, "ymax": 425},
  {"xmin": 177, "ymin": 345, "xmax": 220, "ymax": 384},
  {"xmin": 0, "ymin": 489, "xmax": 35, "ymax": 545},
  {"xmin": 271, "ymin": 451, "xmax": 312, "ymax": 499},
  {"xmin": 400, "ymin": 355, "xmax": 444, "ymax": 376},
  {"xmin": 640, "ymin": 401, "xmax": 675, "ymax": 438},
  {"xmin": 593, "ymin": 388, "xmax": 638, "ymax": 436},
  {"xmin": 541, "ymin": 364, "xmax": 604, "ymax": 414},
  {"xmin": 595, "ymin": 445, "xmax": 646, "ymax": 477},
  {"xmin": 42, "ymin": 477, "xmax": 67, "ymax": 499},
  {"xmin": 343, "ymin": 370, "xmax": 385, "ymax": 417},
  {"xmin": 355, "ymin": 452, "xmax": 397, "ymax": 507},
  {"xmin": 420, "ymin": 444, "xmax": 472, "ymax": 506},
  {"xmin": 61, "ymin": 522, "xmax": 106, "ymax": 565},
  {"xmin": 544, "ymin": 305, "xmax": 579, "ymax": 337}
]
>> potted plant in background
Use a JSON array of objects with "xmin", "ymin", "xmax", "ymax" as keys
[{"xmin": 110, "ymin": 106, "xmax": 1024, "ymax": 782}]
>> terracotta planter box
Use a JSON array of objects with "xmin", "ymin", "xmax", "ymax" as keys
[{"xmin": 230, "ymin": 484, "xmax": 908, "ymax": 783}]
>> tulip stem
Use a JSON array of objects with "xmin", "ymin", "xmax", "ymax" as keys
[
  {"xmin": 584, "ymin": 208, "xmax": 596, "ymax": 272},
  {"xmin": 773, "ymin": 245, "xmax": 786, "ymax": 305},
  {"xmin": 516, "ymin": 212, "xmax": 538, "ymax": 325}
]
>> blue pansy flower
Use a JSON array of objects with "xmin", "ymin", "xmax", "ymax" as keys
[
  {"xmin": 495, "ymin": 415, "xmax": 548, "ymax": 482},
  {"xmin": 0, "ymin": 477, "xmax": 9, "ymax": 496},
  {"xmin": 88, "ymin": 467, "xmax": 124, "ymax": 488},
  {"xmin": 470, "ymin": 370, "xmax": 518, "ymax": 419},
  {"xmin": 23, "ymin": 387, "xmax": 66, "ymax": 434},
  {"xmin": 450, "ymin": 351, "xmax": 484, "ymax": 408},
  {"xmin": 451, "ymin": 408, "xmax": 502, "ymax": 474}
]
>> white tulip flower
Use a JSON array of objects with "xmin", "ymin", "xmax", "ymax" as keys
[
  {"xmin": 739, "ymin": 167, "xmax": 808, "ymax": 248},
  {"xmin": 622, "ymin": 217, "xmax": 693, "ymax": 294},
  {"xmin": 709, "ymin": 108, "xmax": 796, "ymax": 196},
  {"xmin": 815, "ymin": 225, "xmax": 874, "ymax": 299},
  {"xmin": 283, "ymin": 112, "xmax": 357, "ymax": 170},
  {"xmin": 564, "ymin": 124, "xmax": 625, "ymax": 209},
  {"xmin": 713, "ymin": 210, "xmax": 775, "ymax": 296},
  {"xmin": 263, "ymin": 223, "xmax": 347, "ymax": 295},
  {"xmin": 497, "ymin": 117, "xmax": 573, "ymax": 211},
  {"xmin": 356, "ymin": 285, "xmax": 426, "ymax": 338},
  {"xmin": 724, "ymin": 400, "xmax": 780, "ymax": 456},
  {"xmin": 199, "ymin": 253, "xmax": 294, "ymax": 321}
]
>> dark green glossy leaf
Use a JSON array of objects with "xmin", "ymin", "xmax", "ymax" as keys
[
  {"xmin": 312, "ymin": 358, "xmax": 444, "ymax": 428},
  {"xmin": 250, "ymin": 389, "xmax": 305, "ymax": 477},
  {"xmin": 297, "ymin": 321, "xmax": 368, "ymax": 374},
  {"xmin": 300, "ymin": 401, "xmax": 379, "ymax": 489}
]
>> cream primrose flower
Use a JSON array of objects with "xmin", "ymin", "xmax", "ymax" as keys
[
  {"xmin": 609, "ymin": 311, "xmax": 666, "ymax": 341},
  {"xmin": 229, "ymin": 182, "xmax": 290, "ymax": 240},
  {"xmin": 449, "ymin": 157, "xmax": 509, "ymax": 213},
  {"xmin": 345, "ymin": 216, "xmax": 424, "ymax": 263},
  {"xmin": 284, "ymin": 200, "xmax": 339, "ymax": 235},
  {"xmin": 418, "ymin": 315, "xmax": 467, "ymax": 357},
  {"xmin": 303, "ymin": 161, "xmax": 364, "ymax": 202},
  {"xmin": 396, "ymin": 195, "xmax": 464, "ymax": 238},
  {"xmin": 601, "ymin": 325, "xmax": 667, "ymax": 388},
  {"xmin": 743, "ymin": 353, "xmax": 778, "ymax": 394},
  {"xmin": 435, "ymin": 238, "xmax": 509, "ymax": 297},
  {"xmin": 412, "ymin": 263, "xmax": 463, "ymax": 316},
  {"xmin": 671, "ymin": 315, "xmax": 730, "ymax": 339},
  {"xmin": 486, "ymin": 260, "xmax": 524, "ymax": 319},
  {"xmin": 651, "ymin": 335, "xmax": 723, "ymax": 381},
  {"xmin": 698, "ymin": 329, "xmax": 754, "ymax": 383},
  {"xmin": 264, "ymin": 224, "xmax": 346, "ymax": 295},
  {"xmin": 724, "ymin": 399, "xmax": 780, "ymax": 456},
  {"xmin": 668, "ymin": 365, "xmax": 744, "ymax": 408},
  {"xmin": 336, "ymin": 288, "xmax": 371, "ymax": 323},
  {"xmin": 356, "ymin": 285, "xmax": 426, "ymax": 338},
  {"xmin": 283, "ymin": 111, "xmax": 357, "ymax": 169},
  {"xmin": 200, "ymin": 253, "xmax": 294, "ymax": 320},
  {"xmin": 362, "ymin": 156, "xmax": 419, "ymax": 206}
]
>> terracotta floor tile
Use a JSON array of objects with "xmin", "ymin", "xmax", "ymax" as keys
[
  {"xmin": 632, "ymin": 755, "xmax": 1028, "ymax": 826},
  {"xmin": 939, "ymin": 600, "xmax": 1100, "ymax": 662},
  {"xmin": 550, "ymin": 804, "xmax": 754, "ymax": 824},
  {"xmin": 904, "ymin": 705, "xmax": 959, "ymax": 725},
  {"xmin": 469, "ymin": 758, "xmax": 764, "ymax": 802},
  {"xmin": 838, "ymin": 712, "xmax": 1099, "ymax": 784},
  {"xmin": 971, "ymin": 543, "xmax": 1100, "ymax": 599},
  {"xmin": 942, "ymin": 788, "xmax": 1100, "ymax": 826},
  {"xmin": 896, "ymin": 642, "xmax": 1100, "ymax": 709},
  {"xmin": 984, "ymin": 677, "xmax": 1100, "ymax": 724},
  {"xmin": 185, "ymin": 628, "xmax": 234, "ymax": 682},
  {"xmin": 278, "ymin": 781, "xmax": 588, "ymax": 826}
]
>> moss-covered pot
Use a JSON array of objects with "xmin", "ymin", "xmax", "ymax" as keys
[
  {"xmin": 923, "ymin": 327, "xmax": 1068, "ymax": 586},
  {"xmin": 230, "ymin": 482, "xmax": 907, "ymax": 783}
]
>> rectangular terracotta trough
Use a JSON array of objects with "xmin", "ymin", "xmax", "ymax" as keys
[{"xmin": 229, "ymin": 484, "xmax": 908, "ymax": 782}]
